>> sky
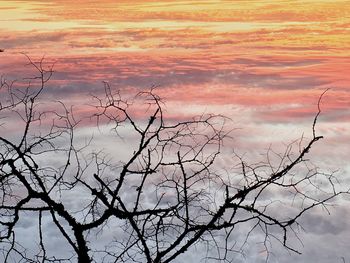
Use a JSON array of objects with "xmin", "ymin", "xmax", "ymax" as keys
[{"xmin": 0, "ymin": 1, "xmax": 350, "ymax": 262}]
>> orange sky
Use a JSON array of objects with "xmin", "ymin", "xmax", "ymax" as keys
[{"xmin": 1, "ymin": 0, "xmax": 349, "ymax": 123}]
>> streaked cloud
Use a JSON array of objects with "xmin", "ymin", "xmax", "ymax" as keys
[{"xmin": 0, "ymin": 3, "xmax": 349, "ymax": 261}]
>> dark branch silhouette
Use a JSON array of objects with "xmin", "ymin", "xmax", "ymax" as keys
[{"xmin": 0, "ymin": 57, "xmax": 348, "ymax": 263}]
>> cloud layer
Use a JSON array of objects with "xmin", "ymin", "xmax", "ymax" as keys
[{"xmin": 0, "ymin": 1, "xmax": 349, "ymax": 262}]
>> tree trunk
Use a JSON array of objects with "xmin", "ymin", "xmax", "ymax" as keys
[{"xmin": 75, "ymin": 230, "xmax": 91, "ymax": 263}]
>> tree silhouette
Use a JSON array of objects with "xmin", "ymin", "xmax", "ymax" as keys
[{"xmin": 0, "ymin": 57, "xmax": 347, "ymax": 263}]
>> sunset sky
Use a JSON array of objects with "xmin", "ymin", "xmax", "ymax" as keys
[{"xmin": 1, "ymin": 1, "xmax": 350, "ymax": 262}]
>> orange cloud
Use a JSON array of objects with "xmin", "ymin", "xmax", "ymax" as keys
[{"xmin": 0, "ymin": 0, "xmax": 349, "ymax": 127}]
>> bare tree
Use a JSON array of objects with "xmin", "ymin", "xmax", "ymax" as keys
[{"xmin": 0, "ymin": 57, "xmax": 347, "ymax": 263}]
